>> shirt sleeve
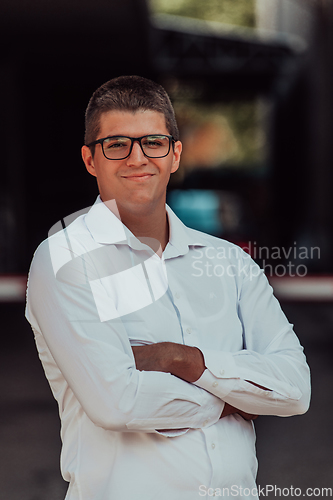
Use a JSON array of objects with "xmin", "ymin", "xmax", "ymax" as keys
[
  {"xmin": 26, "ymin": 239, "xmax": 224, "ymax": 434},
  {"xmin": 194, "ymin": 257, "xmax": 311, "ymax": 417}
]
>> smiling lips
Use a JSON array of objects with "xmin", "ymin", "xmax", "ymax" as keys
[{"xmin": 122, "ymin": 173, "xmax": 155, "ymax": 181}]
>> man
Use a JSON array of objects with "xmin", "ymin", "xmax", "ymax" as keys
[{"xmin": 26, "ymin": 75, "xmax": 310, "ymax": 500}]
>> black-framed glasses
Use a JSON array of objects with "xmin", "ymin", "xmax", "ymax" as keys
[{"xmin": 86, "ymin": 134, "xmax": 175, "ymax": 160}]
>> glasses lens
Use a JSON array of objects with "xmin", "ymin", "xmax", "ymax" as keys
[
  {"xmin": 102, "ymin": 137, "xmax": 131, "ymax": 159},
  {"xmin": 102, "ymin": 135, "xmax": 171, "ymax": 159},
  {"xmin": 141, "ymin": 135, "xmax": 170, "ymax": 158}
]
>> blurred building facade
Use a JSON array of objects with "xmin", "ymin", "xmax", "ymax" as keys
[
  {"xmin": 0, "ymin": 0, "xmax": 332, "ymax": 276},
  {"xmin": 256, "ymin": 0, "xmax": 316, "ymax": 42}
]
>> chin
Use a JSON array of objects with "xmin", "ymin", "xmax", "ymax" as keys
[{"xmin": 121, "ymin": 197, "xmax": 161, "ymax": 214}]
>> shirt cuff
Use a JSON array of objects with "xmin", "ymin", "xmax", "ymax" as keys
[
  {"xmin": 126, "ymin": 394, "xmax": 224, "ymax": 435},
  {"xmin": 155, "ymin": 428, "xmax": 190, "ymax": 437},
  {"xmin": 154, "ymin": 398, "xmax": 225, "ymax": 437},
  {"xmin": 193, "ymin": 349, "xmax": 240, "ymax": 399},
  {"xmin": 201, "ymin": 349, "xmax": 239, "ymax": 378}
]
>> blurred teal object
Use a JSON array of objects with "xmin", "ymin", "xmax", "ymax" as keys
[{"xmin": 167, "ymin": 190, "xmax": 222, "ymax": 236}]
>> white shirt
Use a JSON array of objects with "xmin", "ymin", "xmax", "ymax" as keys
[{"xmin": 26, "ymin": 197, "xmax": 310, "ymax": 500}]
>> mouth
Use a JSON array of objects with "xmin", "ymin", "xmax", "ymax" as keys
[{"xmin": 122, "ymin": 173, "xmax": 154, "ymax": 182}]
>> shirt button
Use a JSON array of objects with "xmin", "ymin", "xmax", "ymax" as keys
[
  {"xmin": 220, "ymin": 369, "xmax": 225, "ymax": 376},
  {"xmin": 186, "ymin": 327, "xmax": 192, "ymax": 334},
  {"xmin": 211, "ymin": 443, "xmax": 216, "ymax": 449},
  {"xmin": 203, "ymin": 420, "xmax": 208, "ymax": 427},
  {"xmin": 212, "ymin": 381, "xmax": 218, "ymax": 387}
]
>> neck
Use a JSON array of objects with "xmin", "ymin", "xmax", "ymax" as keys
[{"xmin": 104, "ymin": 200, "xmax": 170, "ymax": 253}]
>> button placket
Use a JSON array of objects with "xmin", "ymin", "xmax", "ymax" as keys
[
  {"xmin": 202, "ymin": 425, "xmax": 224, "ymax": 488},
  {"xmin": 167, "ymin": 272, "xmax": 198, "ymax": 345}
]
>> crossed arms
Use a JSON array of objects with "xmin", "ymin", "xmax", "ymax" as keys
[
  {"xmin": 26, "ymin": 235, "xmax": 311, "ymax": 433},
  {"xmin": 132, "ymin": 342, "xmax": 260, "ymax": 421}
]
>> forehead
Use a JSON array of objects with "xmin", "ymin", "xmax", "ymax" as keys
[{"xmin": 98, "ymin": 109, "xmax": 169, "ymax": 137}]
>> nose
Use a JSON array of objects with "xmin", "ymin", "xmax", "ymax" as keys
[{"xmin": 126, "ymin": 140, "xmax": 148, "ymax": 166}]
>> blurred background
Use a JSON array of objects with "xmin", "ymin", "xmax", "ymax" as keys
[{"xmin": 0, "ymin": 0, "xmax": 333, "ymax": 498}]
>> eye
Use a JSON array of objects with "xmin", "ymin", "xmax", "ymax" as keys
[
  {"xmin": 103, "ymin": 137, "xmax": 130, "ymax": 149},
  {"xmin": 143, "ymin": 136, "xmax": 168, "ymax": 148}
]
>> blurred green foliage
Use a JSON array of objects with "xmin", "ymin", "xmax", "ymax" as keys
[
  {"xmin": 150, "ymin": 0, "xmax": 263, "ymax": 169},
  {"xmin": 173, "ymin": 100, "xmax": 266, "ymax": 168},
  {"xmin": 150, "ymin": 0, "xmax": 256, "ymax": 28}
]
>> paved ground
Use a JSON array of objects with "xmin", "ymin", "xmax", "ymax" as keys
[
  {"xmin": 255, "ymin": 302, "xmax": 333, "ymax": 495},
  {"xmin": 1, "ymin": 301, "xmax": 332, "ymax": 499}
]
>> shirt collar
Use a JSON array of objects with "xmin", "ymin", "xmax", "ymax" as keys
[
  {"xmin": 84, "ymin": 196, "xmax": 207, "ymax": 255},
  {"xmin": 84, "ymin": 196, "xmax": 129, "ymax": 246},
  {"xmin": 164, "ymin": 205, "xmax": 207, "ymax": 259}
]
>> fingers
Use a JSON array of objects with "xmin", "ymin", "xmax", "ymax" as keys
[
  {"xmin": 220, "ymin": 404, "xmax": 258, "ymax": 421},
  {"xmin": 238, "ymin": 411, "xmax": 259, "ymax": 421}
]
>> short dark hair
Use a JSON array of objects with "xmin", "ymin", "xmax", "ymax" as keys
[{"xmin": 84, "ymin": 75, "xmax": 179, "ymax": 152}]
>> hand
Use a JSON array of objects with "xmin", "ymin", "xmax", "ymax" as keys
[
  {"xmin": 132, "ymin": 342, "xmax": 206, "ymax": 383},
  {"xmin": 220, "ymin": 402, "xmax": 258, "ymax": 421}
]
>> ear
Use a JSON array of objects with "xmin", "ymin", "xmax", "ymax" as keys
[
  {"xmin": 81, "ymin": 145, "xmax": 97, "ymax": 177},
  {"xmin": 171, "ymin": 141, "xmax": 182, "ymax": 174}
]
